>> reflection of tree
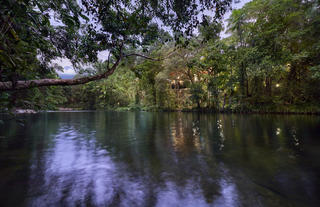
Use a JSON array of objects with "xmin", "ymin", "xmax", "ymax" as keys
[
  {"xmin": 1, "ymin": 112, "xmax": 319, "ymax": 206},
  {"xmin": 192, "ymin": 119, "xmax": 202, "ymax": 152}
]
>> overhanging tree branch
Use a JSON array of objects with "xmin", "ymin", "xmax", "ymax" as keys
[
  {"xmin": 0, "ymin": 54, "xmax": 122, "ymax": 91},
  {"xmin": 124, "ymin": 48, "xmax": 177, "ymax": 61},
  {"xmin": 124, "ymin": 53, "xmax": 166, "ymax": 61},
  {"xmin": 0, "ymin": 46, "xmax": 175, "ymax": 92}
]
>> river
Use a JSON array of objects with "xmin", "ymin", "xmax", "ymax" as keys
[{"xmin": 0, "ymin": 112, "xmax": 319, "ymax": 206}]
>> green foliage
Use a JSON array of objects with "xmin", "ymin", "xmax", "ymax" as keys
[
  {"xmin": 190, "ymin": 83, "xmax": 205, "ymax": 108},
  {"xmin": 1, "ymin": 0, "xmax": 320, "ymax": 113},
  {"xmin": 65, "ymin": 63, "xmax": 137, "ymax": 109},
  {"xmin": 133, "ymin": 58, "xmax": 163, "ymax": 106},
  {"xmin": 82, "ymin": 0, "xmax": 318, "ymax": 113},
  {"xmin": 224, "ymin": 0, "xmax": 320, "ymax": 111},
  {"xmin": 0, "ymin": 0, "xmax": 232, "ymax": 79},
  {"xmin": 0, "ymin": 0, "xmax": 233, "ymax": 112}
]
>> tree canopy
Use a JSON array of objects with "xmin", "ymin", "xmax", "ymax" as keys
[
  {"xmin": 0, "ymin": 0, "xmax": 232, "ymax": 91},
  {"xmin": 1, "ymin": 0, "xmax": 320, "ymax": 113}
]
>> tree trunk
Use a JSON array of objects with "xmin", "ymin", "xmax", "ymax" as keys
[
  {"xmin": 222, "ymin": 93, "xmax": 227, "ymax": 111},
  {"xmin": 240, "ymin": 62, "xmax": 246, "ymax": 97},
  {"xmin": 0, "ymin": 57, "xmax": 121, "ymax": 91},
  {"xmin": 9, "ymin": 91, "xmax": 17, "ymax": 111},
  {"xmin": 135, "ymin": 90, "xmax": 140, "ymax": 105},
  {"xmin": 152, "ymin": 85, "xmax": 157, "ymax": 106},
  {"xmin": 246, "ymin": 79, "xmax": 249, "ymax": 97}
]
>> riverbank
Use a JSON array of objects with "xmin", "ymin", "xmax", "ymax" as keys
[
  {"xmin": 111, "ymin": 106, "xmax": 320, "ymax": 115},
  {"xmin": 0, "ymin": 108, "xmax": 82, "ymax": 114},
  {"xmin": 2, "ymin": 106, "xmax": 319, "ymax": 115}
]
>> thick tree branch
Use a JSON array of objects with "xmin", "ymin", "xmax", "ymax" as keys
[
  {"xmin": 0, "ymin": 55, "xmax": 122, "ymax": 91},
  {"xmin": 124, "ymin": 48, "xmax": 177, "ymax": 61},
  {"xmin": 124, "ymin": 53, "xmax": 166, "ymax": 61},
  {"xmin": 0, "ymin": 44, "xmax": 175, "ymax": 91}
]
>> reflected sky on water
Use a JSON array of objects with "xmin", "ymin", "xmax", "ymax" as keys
[{"xmin": 0, "ymin": 112, "xmax": 320, "ymax": 207}]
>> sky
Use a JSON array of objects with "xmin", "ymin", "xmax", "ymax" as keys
[
  {"xmin": 222, "ymin": 0, "xmax": 250, "ymax": 38},
  {"xmin": 56, "ymin": 0, "xmax": 251, "ymax": 77}
]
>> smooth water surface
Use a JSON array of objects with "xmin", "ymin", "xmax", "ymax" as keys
[{"xmin": 0, "ymin": 112, "xmax": 320, "ymax": 207}]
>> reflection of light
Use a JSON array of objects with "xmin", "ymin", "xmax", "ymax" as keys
[
  {"xmin": 192, "ymin": 120, "xmax": 202, "ymax": 152},
  {"xmin": 157, "ymin": 180, "xmax": 211, "ymax": 206},
  {"xmin": 231, "ymin": 120, "xmax": 235, "ymax": 127},
  {"xmin": 276, "ymin": 84, "xmax": 280, "ymax": 88},
  {"xmin": 28, "ymin": 126, "xmax": 127, "ymax": 206},
  {"xmin": 293, "ymin": 135, "xmax": 299, "ymax": 146},
  {"xmin": 217, "ymin": 120, "xmax": 225, "ymax": 151},
  {"xmin": 213, "ymin": 176, "xmax": 239, "ymax": 206},
  {"xmin": 291, "ymin": 128, "xmax": 300, "ymax": 146},
  {"xmin": 217, "ymin": 120, "xmax": 222, "ymax": 129},
  {"xmin": 276, "ymin": 128, "xmax": 281, "ymax": 135},
  {"xmin": 194, "ymin": 136, "xmax": 201, "ymax": 151},
  {"xmin": 171, "ymin": 118, "xmax": 188, "ymax": 152}
]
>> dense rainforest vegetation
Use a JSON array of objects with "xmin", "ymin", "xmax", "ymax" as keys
[{"xmin": 1, "ymin": 0, "xmax": 320, "ymax": 113}]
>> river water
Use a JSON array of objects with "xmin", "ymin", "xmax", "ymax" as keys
[{"xmin": 0, "ymin": 112, "xmax": 319, "ymax": 207}]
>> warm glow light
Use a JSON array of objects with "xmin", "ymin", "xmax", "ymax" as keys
[{"xmin": 276, "ymin": 84, "xmax": 280, "ymax": 88}]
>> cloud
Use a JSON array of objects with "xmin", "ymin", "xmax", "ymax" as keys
[
  {"xmin": 62, "ymin": 66, "xmax": 76, "ymax": 75},
  {"xmin": 52, "ymin": 58, "xmax": 76, "ymax": 75},
  {"xmin": 97, "ymin": 50, "xmax": 110, "ymax": 62}
]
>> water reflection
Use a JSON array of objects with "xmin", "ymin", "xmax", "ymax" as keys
[{"xmin": 0, "ymin": 112, "xmax": 320, "ymax": 206}]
